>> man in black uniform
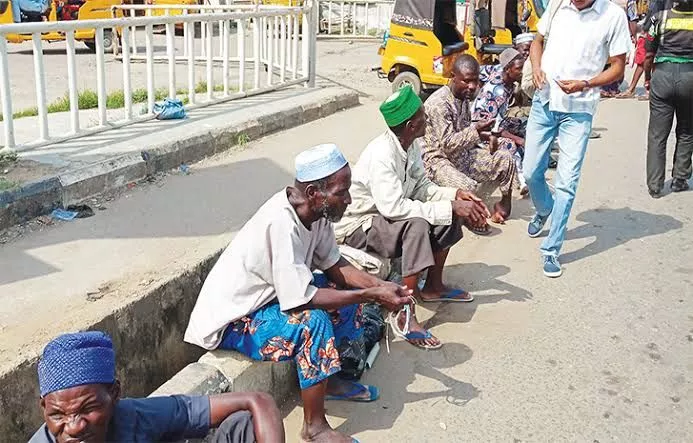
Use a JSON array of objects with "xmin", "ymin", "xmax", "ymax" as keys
[{"xmin": 645, "ymin": 0, "xmax": 693, "ymax": 198}]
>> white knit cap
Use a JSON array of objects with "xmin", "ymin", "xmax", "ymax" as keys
[{"xmin": 295, "ymin": 144, "xmax": 348, "ymax": 182}]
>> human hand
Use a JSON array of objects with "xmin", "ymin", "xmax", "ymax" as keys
[
  {"xmin": 364, "ymin": 286, "xmax": 412, "ymax": 311},
  {"xmin": 452, "ymin": 200, "xmax": 490, "ymax": 225},
  {"xmin": 489, "ymin": 135, "xmax": 499, "ymax": 153},
  {"xmin": 556, "ymin": 79, "xmax": 588, "ymax": 95},
  {"xmin": 455, "ymin": 189, "xmax": 483, "ymax": 203},
  {"xmin": 644, "ymin": 80, "xmax": 650, "ymax": 91},
  {"xmin": 532, "ymin": 67, "xmax": 547, "ymax": 89},
  {"xmin": 473, "ymin": 119, "xmax": 494, "ymax": 132}
]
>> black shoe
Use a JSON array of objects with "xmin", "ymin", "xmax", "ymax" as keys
[
  {"xmin": 548, "ymin": 159, "xmax": 558, "ymax": 169},
  {"xmin": 649, "ymin": 188, "xmax": 662, "ymax": 199},
  {"xmin": 671, "ymin": 178, "xmax": 690, "ymax": 193}
]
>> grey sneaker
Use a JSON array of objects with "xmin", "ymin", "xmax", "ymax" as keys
[
  {"xmin": 528, "ymin": 213, "xmax": 548, "ymax": 238},
  {"xmin": 543, "ymin": 255, "xmax": 563, "ymax": 278}
]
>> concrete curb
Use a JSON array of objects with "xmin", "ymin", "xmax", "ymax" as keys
[
  {"xmin": 0, "ymin": 244, "xmax": 299, "ymax": 442},
  {"xmin": 0, "ymin": 248, "xmax": 223, "ymax": 441},
  {"xmin": 0, "ymin": 88, "xmax": 360, "ymax": 230},
  {"xmin": 152, "ymin": 351, "xmax": 299, "ymax": 403}
]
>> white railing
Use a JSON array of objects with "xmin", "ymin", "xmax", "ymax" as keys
[
  {"xmin": 318, "ymin": 0, "xmax": 393, "ymax": 39},
  {"xmin": 0, "ymin": 3, "xmax": 317, "ymax": 152}
]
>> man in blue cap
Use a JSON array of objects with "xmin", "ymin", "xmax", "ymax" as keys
[
  {"xmin": 185, "ymin": 144, "xmax": 412, "ymax": 443},
  {"xmin": 30, "ymin": 331, "xmax": 285, "ymax": 443}
]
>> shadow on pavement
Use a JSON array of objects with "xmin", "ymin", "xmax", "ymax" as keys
[
  {"xmin": 325, "ymin": 342, "xmax": 480, "ymax": 435},
  {"xmin": 560, "ymin": 206, "xmax": 683, "ymax": 264},
  {"xmin": 423, "ymin": 262, "xmax": 533, "ymax": 330},
  {"xmin": 0, "ymin": 157, "xmax": 293, "ymax": 285}
]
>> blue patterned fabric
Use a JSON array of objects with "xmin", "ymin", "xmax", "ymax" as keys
[
  {"xmin": 473, "ymin": 65, "xmax": 514, "ymax": 123},
  {"xmin": 219, "ymin": 274, "xmax": 364, "ymax": 390},
  {"xmin": 38, "ymin": 331, "xmax": 115, "ymax": 397}
]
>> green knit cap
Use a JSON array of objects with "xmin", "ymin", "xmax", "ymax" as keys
[{"xmin": 379, "ymin": 85, "xmax": 422, "ymax": 128}]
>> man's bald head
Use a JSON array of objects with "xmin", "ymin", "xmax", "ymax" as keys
[
  {"xmin": 452, "ymin": 54, "xmax": 480, "ymax": 76},
  {"xmin": 450, "ymin": 55, "xmax": 480, "ymax": 101}
]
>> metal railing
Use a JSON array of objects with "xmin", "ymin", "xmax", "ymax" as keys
[
  {"xmin": 0, "ymin": 3, "xmax": 317, "ymax": 152},
  {"xmin": 318, "ymin": 0, "xmax": 393, "ymax": 39}
]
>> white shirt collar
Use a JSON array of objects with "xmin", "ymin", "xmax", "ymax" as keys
[
  {"xmin": 386, "ymin": 130, "xmax": 409, "ymax": 162},
  {"xmin": 562, "ymin": 0, "xmax": 607, "ymax": 15}
]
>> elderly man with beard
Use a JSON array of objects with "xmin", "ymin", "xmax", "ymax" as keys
[
  {"xmin": 336, "ymin": 86, "xmax": 490, "ymax": 351},
  {"xmin": 185, "ymin": 144, "xmax": 412, "ymax": 443},
  {"xmin": 421, "ymin": 55, "xmax": 519, "ymax": 230}
]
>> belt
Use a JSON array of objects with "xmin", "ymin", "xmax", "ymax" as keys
[{"xmin": 655, "ymin": 62, "xmax": 693, "ymax": 72}]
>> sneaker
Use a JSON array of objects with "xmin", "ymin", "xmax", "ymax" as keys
[
  {"xmin": 528, "ymin": 213, "xmax": 548, "ymax": 238},
  {"xmin": 671, "ymin": 178, "xmax": 690, "ymax": 193},
  {"xmin": 543, "ymin": 255, "xmax": 563, "ymax": 278}
]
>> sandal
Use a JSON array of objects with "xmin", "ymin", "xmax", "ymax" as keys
[
  {"xmin": 616, "ymin": 91, "xmax": 635, "ymax": 99},
  {"xmin": 325, "ymin": 382, "xmax": 379, "ymax": 402},
  {"xmin": 464, "ymin": 222, "xmax": 491, "ymax": 236},
  {"xmin": 420, "ymin": 288, "xmax": 474, "ymax": 303},
  {"xmin": 386, "ymin": 298, "xmax": 442, "ymax": 351}
]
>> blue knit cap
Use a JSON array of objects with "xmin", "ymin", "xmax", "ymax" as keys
[{"xmin": 38, "ymin": 331, "xmax": 116, "ymax": 397}]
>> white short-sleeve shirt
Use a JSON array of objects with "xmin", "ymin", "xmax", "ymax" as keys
[
  {"xmin": 184, "ymin": 189, "xmax": 342, "ymax": 350},
  {"xmin": 536, "ymin": 0, "xmax": 631, "ymax": 114}
]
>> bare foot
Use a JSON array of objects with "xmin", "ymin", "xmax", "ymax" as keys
[
  {"xmin": 301, "ymin": 420, "xmax": 354, "ymax": 443},
  {"xmin": 491, "ymin": 200, "xmax": 510, "ymax": 224},
  {"xmin": 397, "ymin": 310, "xmax": 440, "ymax": 348},
  {"xmin": 616, "ymin": 90, "xmax": 635, "ymax": 98}
]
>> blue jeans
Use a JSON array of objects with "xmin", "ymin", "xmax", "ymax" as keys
[{"xmin": 522, "ymin": 97, "xmax": 593, "ymax": 257}]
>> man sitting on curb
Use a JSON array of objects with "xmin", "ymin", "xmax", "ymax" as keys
[
  {"xmin": 29, "ymin": 331, "xmax": 285, "ymax": 443},
  {"xmin": 335, "ymin": 86, "xmax": 490, "ymax": 350},
  {"xmin": 421, "ymin": 56, "xmax": 517, "ymax": 228},
  {"xmin": 185, "ymin": 144, "xmax": 412, "ymax": 443}
]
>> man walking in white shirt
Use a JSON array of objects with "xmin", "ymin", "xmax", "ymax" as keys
[{"xmin": 524, "ymin": 0, "xmax": 631, "ymax": 277}]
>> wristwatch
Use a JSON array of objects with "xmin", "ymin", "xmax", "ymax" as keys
[{"xmin": 582, "ymin": 80, "xmax": 590, "ymax": 91}]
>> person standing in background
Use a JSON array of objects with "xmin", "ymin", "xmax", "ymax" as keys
[{"xmin": 644, "ymin": 0, "xmax": 693, "ymax": 198}]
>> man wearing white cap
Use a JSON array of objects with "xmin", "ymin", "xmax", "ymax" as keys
[{"xmin": 185, "ymin": 144, "xmax": 411, "ymax": 443}]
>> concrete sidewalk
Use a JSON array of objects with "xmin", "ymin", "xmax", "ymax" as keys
[
  {"xmin": 0, "ymin": 84, "xmax": 359, "ymax": 229},
  {"xmin": 2, "ymin": 94, "xmax": 693, "ymax": 441}
]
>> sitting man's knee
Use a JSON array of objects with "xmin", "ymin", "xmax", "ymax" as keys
[
  {"xmin": 404, "ymin": 217, "xmax": 431, "ymax": 236},
  {"xmin": 212, "ymin": 411, "xmax": 254, "ymax": 443}
]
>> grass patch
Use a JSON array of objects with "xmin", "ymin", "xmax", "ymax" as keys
[
  {"xmin": 0, "ymin": 82, "xmax": 237, "ymax": 121},
  {"xmin": 237, "ymin": 133, "xmax": 250, "ymax": 147}
]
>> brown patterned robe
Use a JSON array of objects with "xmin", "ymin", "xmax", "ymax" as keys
[{"xmin": 421, "ymin": 85, "xmax": 518, "ymax": 195}]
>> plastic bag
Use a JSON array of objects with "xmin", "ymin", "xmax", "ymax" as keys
[{"xmin": 152, "ymin": 98, "xmax": 186, "ymax": 120}]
